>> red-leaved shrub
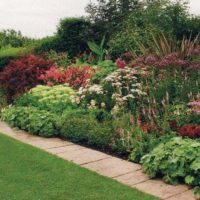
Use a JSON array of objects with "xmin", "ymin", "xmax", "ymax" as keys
[
  {"xmin": 0, "ymin": 54, "xmax": 53, "ymax": 101},
  {"xmin": 178, "ymin": 124, "xmax": 200, "ymax": 138},
  {"xmin": 40, "ymin": 66, "xmax": 94, "ymax": 89},
  {"xmin": 39, "ymin": 66, "xmax": 65, "ymax": 86},
  {"xmin": 140, "ymin": 122, "xmax": 157, "ymax": 134},
  {"xmin": 64, "ymin": 66, "xmax": 94, "ymax": 89}
]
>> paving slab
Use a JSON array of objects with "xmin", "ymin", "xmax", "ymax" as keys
[
  {"xmin": 46, "ymin": 144, "xmax": 84, "ymax": 154},
  {"xmin": 134, "ymin": 180, "xmax": 189, "ymax": 199},
  {"xmin": 0, "ymin": 121, "xmax": 18, "ymax": 137},
  {"xmin": 83, "ymin": 157, "xmax": 141, "ymax": 178},
  {"xmin": 0, "ymin": 121, "xmax": 73, "ymax": 150},
  {"xmin": 114, "ymin": 170, "xmax": 150, "ymax": 186},
  {"xmin": 57, "ymin": 148, "xmax": 111, "ymax": 165},
  {"xmin": 166, "ymin": 190, "xmax": 196, "ymax": 200}
]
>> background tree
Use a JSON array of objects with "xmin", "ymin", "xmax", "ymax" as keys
[
  {"xmin": 108, "ymin": 0, "xmax": 200, "ymax": 57},
  {"xmin": 85, "ymin": 0, "xmax": 141, "ymax": 35}
]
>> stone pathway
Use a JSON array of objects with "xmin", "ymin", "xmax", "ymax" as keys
[{"xmin": 0, "ymin": 121, "xmax": 196, "ymax": 200}]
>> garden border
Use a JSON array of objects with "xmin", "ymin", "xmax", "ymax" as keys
[{"xmin": 0, "ymin": 121, "xmax": 195, "ymax": 200}]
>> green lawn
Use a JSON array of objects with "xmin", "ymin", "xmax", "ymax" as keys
[{"xmin": 0, "ymin": 133, "xmax": 159, "ymax": 200}]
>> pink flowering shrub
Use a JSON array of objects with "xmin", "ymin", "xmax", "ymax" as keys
[{"xmin": 137, "ymin": 45, "xmax": 200, "ymax": 69}]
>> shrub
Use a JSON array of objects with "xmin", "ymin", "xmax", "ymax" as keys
[
  {"xmin": 56, "ymin": 18, "xmax": 93, "ymax": 56},
  {"xmin": 40, "ymin": 66, "xmax": 94, "ymax": 89},
  {"xmin": 59, "ymin": 110, "xmax": 113, "ymax": 150},
  {"xmin": 0, "ymin": 54, "xmax": 53, "ymax": 101},
  {"xmin": 178, "ymin": 125, "xmax": 200, "ymax": 138},
  {"xmin": 60, "ymin": 117, "xmax": 91, "ymax": 143},
  {"xmin": 15, "ymin": 85, "xmax": 76, "ymax": 114},
  {"xmin": 90, "ymin": 67, "xmax": 115, "ymax": 84},
  {"xmin": 39, "ymin": 66, "xmax": 66, "ymax": 86},
  {"xmin": 46, "ymin": 50, "xmax": 70, "ymax": 68},
  {"xmin": 1, "ymin": 106, "xmax": 59, "ymax": 137},
  {"xmin": 87, "ymin": 121, "xmax": 113, "ymax": 149},
  {"xmin": 0, "ymin": 89, "xmax": 7, "ymax": 110},
  {"xmin": 34, "ymin": 36, "xmax": 60, "ymax": 54},
  {"xmin": 64, "ymin": 66, "xmax": 94, "ymax": 89},
  {"xmin": 135, "ymin": 67, "xmax": 200, "ymax": 126},
  {"xmin": 73, "ymin": 67, "xmax": 146, "ymax": 113},
  {"xmin": 90, "ymin": 60, "xmax": 116, "ymax": 84},
  {"xmin": 35, "ymin": 18, "xmax": 95, "ymax": 57},
  {"xmin": 129, "ymin": 129, "xmax": 175, "ymax": 163},
  {"xmin": 166, "ymin": 102, "xmax": 200, "ymax": 135},
  {"xmin": 111, "ymin": 113, "xmax": 175, "ymax": 160},
  {"xmin": 142, "ymin": 137, "xmax": 200, "ymax": 198}
]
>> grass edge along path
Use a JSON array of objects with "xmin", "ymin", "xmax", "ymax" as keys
[{"xmin": 0, "ymin": 133, "xmax": 159, "ymax": 200}]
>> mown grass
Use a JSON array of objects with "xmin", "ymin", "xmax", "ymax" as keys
[{"xmin": 0, "ymin": 133, "xmax": 159, "ymax": 200}]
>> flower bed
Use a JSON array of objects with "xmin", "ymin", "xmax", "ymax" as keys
[{"xmin": 0, "ymin": 48, "xmax": 200, "ymax": 198}]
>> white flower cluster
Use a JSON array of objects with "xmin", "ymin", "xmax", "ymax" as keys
[
  {"xmin": 71, "ymin": 67, "xmax": 146, "ymax": 114},
  {"xmin": 103, "ymin": 67, "xmax": 146, "ymax": 109},
  {"xmin": 71, "ymin": 84, "xmax": 105, "ymax": 110}
]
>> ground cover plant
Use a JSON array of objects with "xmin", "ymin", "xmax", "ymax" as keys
[
  {"xmin": 1, "ymin": 106, "xmax": 59, "ymax": 137},
  {"xmin": 142, "ymin": 137, "xmax": 200, "ymax": 198},
  {"xmin": 0, "ymin": 133, "xmax": 159, "ymax": 200}
]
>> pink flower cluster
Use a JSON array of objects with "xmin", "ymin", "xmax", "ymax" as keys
[
  {"xmin": 188, "ymin": 100, "xmax": 200, "ymax": 115},
  {"xmin": 116, "ymin": 58, "xmax": 126, "ymax": 69},
  {"xmin": 138, "ymin": 45, "xmax": 200, "ymax": 69},
  {"xmin": 189, "ymin": 45, "xmax": 200, "ymax": 56}
]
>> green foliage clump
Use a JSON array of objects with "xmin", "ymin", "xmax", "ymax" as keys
[
  {"xmin": 129, "ymin": 129, "xmax": 175, "ymax": 163},
  {"xmin": 90, "ymin": 60, "xmax": 116, "ymax": 84},
  {"xmin": 59, "ymin": 110, "xmax": 113, "ymax": 150},
  {"xmin": 166, "ymin": 103, "xmax": 200, "ymax": 128},
  {"xmin": 34, "ymin": 36, "xmax": 60, "ymax": 54},
  {"xmin": 0, "ymin": 89, "xmax": 7, "ymax": 110},
  {"xmin": 1, "ymin": 106, "xmax": 59, "ymax": 137},
  {"xmin": 87, "ymin": 36, "xmax": 106, "ymax": 63},
  {"xmin": 15, "ymin": 85, "xmax": 76, "ymax": 114},
  {"xmin": 46, "ymin": 50, "xmax": 70, "ymax": 68},
  {"xmin": 56, "ymin": 18, "xmax": 93, "ymax": 56},
  {"xmin": 35, "ymin": 18, "xmax": 94, "ymax": 57},
  {"xmin": 142, "ymin": 137, "xmax": 200, "ymax": 198},
  {"xmin": 111, "ymin": 113, "xmax": 175, "ymax": 160}
]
